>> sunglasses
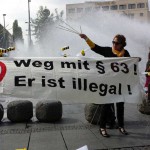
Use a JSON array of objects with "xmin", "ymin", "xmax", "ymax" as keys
[{"xmin": 112, "ymin": 41, "xmax": 121, "ymax": 45}]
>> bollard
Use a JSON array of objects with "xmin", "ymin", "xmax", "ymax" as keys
[
  {"xmin": 139, "ymin": 83, "xmax": 150, "ymax": 115},
  {"xmin": 36, "ymin": 100, "xmax": 62, "ymax": 122},
  {"xmin": 7, "ymin": 100, "xmax": 33, "ymax": 122},
  {"xmin": 0, "ymin": 104, "xmax": 4, "ymax": 122}
]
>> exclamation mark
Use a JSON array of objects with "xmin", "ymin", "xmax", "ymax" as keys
[
  {"xmin": 72, "ymin": 78, "xmax": 76, "ymax": 89},
  {"xmin": 127, "ymin": 85, "xmax": 132, "ymax": 95},
  {"xmin": 134, "ymin": 64, "xmax": 137, "ymax": 75}
]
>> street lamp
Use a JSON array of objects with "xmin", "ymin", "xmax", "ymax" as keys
[
  {"xmin": 28, "ymin": 0, "xmax": 32, "ymax": 47},
  {"xmin": 3, "ymin": 14, "xmax": 6, "ymax": 48},
  {"xmin": 3, "ymin": 14, "xmax": 6, "ymax": 29}
]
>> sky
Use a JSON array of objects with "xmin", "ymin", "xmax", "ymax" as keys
[
  {"xmin": 0, "ymin": 0, "xmax": 150, "ymax": 42},
  {"xmin": 0, "ymin": 0, "xmax": 98, "ymax": 39}
]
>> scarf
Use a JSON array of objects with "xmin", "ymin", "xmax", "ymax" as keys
[{"xmin": 112, "ymin": 48, "xmax": 125, "ymax": 57}]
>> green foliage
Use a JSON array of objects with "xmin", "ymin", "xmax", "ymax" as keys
[
  {"xmin": 31, "ymin": 6, "xmax": 64, "ymax": 44},
  {"xmin": 13, "ymin": 20, "xmax": 24, "ymax": 43},
  {"xmin": 0, "ymin": 24, "xmax": 13, "ymax": 48}
]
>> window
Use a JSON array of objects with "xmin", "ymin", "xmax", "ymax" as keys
[
  {"xmin": 77, "ymin": 8, "xmax": 83, "ymax": 13},
  {"xmin": 102, "ymin": 6, "xmax": 109, "ymax": 11},
  {"xmin": 119, "ymin": 5, "xmax": 127, "ymax": 10},
  {"xmin": 128, "ymin": 4, "xmax": 136, "ymax": 9},
  {"xmin": 68, "ymin": 8, "xmax": 75, "ymax": 13},
  {"xmin": 137, "ymin": 3, "xmax": 145, "ymax": 8},
  {"xmin": 110, "ymin": 5, "xmax": 118, "ymax": 10}
]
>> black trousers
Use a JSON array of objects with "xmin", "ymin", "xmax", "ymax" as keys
[{"xmin": 99, "ymin": 102, "xmax": 124, "ymax": 128}]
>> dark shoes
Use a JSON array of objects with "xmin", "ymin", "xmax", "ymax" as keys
[
  {"xmin": 99, "ymin": 128, "xmax": 110, "ymax": 138},
  {"xmin": 118, "ymin": 127, "xmax": 128, "ymax": 135},
  {"xmin": 99, "ymin": 127, "xmax": 128, "ymax": 137}
]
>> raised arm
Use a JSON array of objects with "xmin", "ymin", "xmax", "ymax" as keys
[{"xmin": 79, "ymin": 34, "xmax": 95, "ymax": 49}]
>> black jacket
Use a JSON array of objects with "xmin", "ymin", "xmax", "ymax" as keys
[{"xmin": 91, "ymin": 44, "xmax": 130, "ymax": 57}]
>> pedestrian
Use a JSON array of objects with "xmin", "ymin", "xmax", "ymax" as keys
[
  {"xmin": 144, "ymin": 59, "xmax": 150, "ymax": 96},
  {"xmin": 80, "ymin": 33, "xmax": 130, "ymax": 137}
]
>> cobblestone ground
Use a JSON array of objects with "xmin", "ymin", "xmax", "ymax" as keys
[{"xmin": 111, "ymin": 146, "xmax": 150, "ymax": 150}]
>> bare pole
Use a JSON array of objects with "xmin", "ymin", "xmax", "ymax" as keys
[
  {"xmin": 28, "ymin": 0, "xmax": 32, "ymax": 47},
  {"xmin": 3, "ymin": 14, "xmax": 6, "ymax": 48}
]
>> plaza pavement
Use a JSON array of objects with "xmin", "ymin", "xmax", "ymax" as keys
[{"xmin": 0, "ymin": 101, "xmax": 150, "ymax": 150}]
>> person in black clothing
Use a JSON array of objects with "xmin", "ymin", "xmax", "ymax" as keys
[
  {"xmin": 80, "ymin": 33, "xmax": 129, "ymax": 137},
  {"xmin": 144, "ymin": 59, "xmax": 150, "ymax": 96}
]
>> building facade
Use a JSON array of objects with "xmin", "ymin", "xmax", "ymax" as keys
[{"xmin": 66, "ymin": 0, "xmax": 150, "ymax": 22}]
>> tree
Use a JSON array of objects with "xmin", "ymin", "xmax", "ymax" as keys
[
  {"xmin": 0, "ymin": 24, "xmax": 13, "ymax": 48},
  {"xmin": 13, "ymin": 20, "xmax": 24, "ymax": 44},
  {"xmin": 31, "ymin": 6, "xmax": 64, "ymax": 46}
]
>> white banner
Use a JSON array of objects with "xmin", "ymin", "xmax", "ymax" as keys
[{"xmin": 0, "ymin": 57, "xmax": 141, "ymax": 104}]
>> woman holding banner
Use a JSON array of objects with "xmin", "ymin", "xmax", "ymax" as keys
[{"xmin": 80, "ymin": 34, "xmax": 130, "ymax": 137}]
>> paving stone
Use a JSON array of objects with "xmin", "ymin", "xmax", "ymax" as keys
[
  {"xmin": 0, "ymin": 133, "xmax": 29, "ymax": 150},
  {"xmin": 0, "ymin": 103, "xmax": 150, "ymax": 150},
  {"xmin": 91, "ymin": 127, "xmax": 148, "ymax": 149},
  {"xmin": 62, "ymin": 129, "xmax": 107, "ymax": 150},
  {"xmin": 0, "ymin": 122, "xmax": 26, "ymax": 131},
  {"xmin": 28, "ymin": 131, "xmax": 67, "ymax": 150}
]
